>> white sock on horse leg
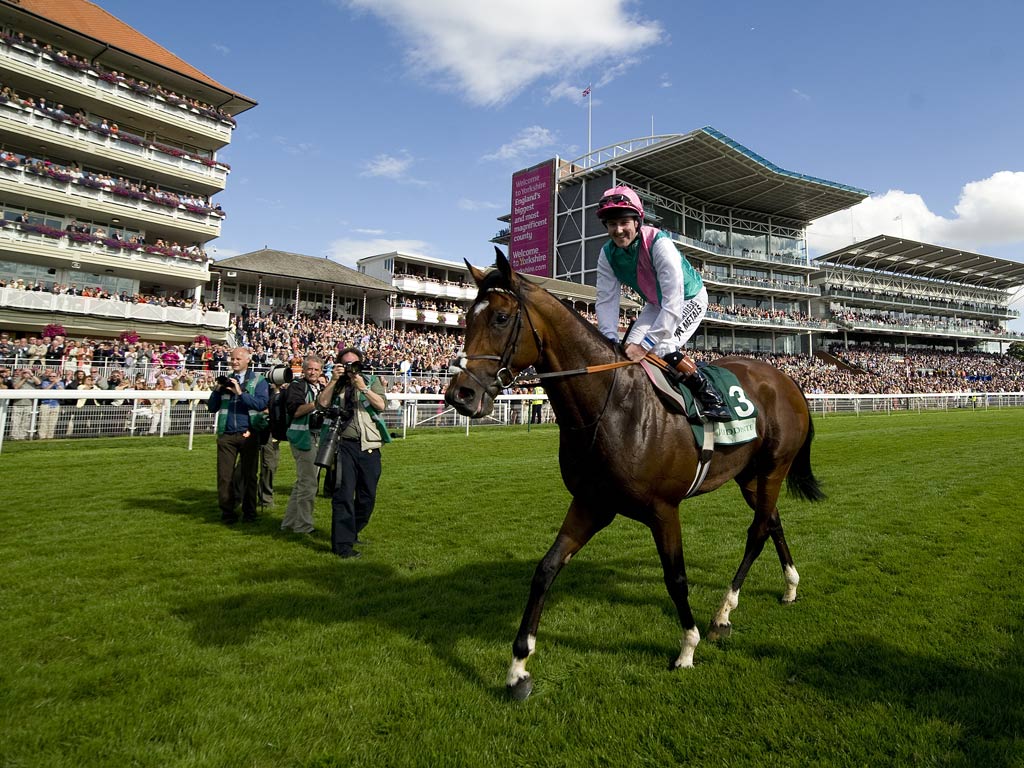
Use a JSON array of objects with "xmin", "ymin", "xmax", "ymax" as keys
[
  {"xmin": 782, "ymin": 565, "xmax": 799, "ymax": 603},
  {"xmin": 712, "ymin": 588, "xmax": 740, "ymax": 627}
]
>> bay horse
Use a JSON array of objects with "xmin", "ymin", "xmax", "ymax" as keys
[{"xmin": 445, "ymin": 250, "xmax": 825, "ymax": 700}]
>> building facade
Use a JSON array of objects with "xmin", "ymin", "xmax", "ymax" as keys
[
  {"xmin": 495, "ymin": 128, "xmax": 1023, "ymax": 355},
  {"xmin": 0, "ymin": 0, "xmax": 255, "ymax": 341}
]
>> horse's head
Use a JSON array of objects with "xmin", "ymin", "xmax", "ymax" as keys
[{"xmin": 445, "ymin": 248, "xmax": 544, "ymax": 418}]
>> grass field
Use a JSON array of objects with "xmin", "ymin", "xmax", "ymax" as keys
[{"xmin": 1, "ymin": 409, "xmax": 1022, "ymax": 767}]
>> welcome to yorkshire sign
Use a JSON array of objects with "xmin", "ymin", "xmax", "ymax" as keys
[{"xmin": 509, "ymin": 159, "xmax": 555, "ymax": 277}]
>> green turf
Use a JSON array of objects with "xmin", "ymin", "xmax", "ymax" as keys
[{"xmin": 1, "ymin": 409, "xmax": 1022, "ymax": 767}]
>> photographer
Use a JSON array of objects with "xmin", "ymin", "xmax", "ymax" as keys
[
  {"xmin": 280, "ymin": 355, "xmax": 323, "ymax": 534},
  {"xmin": 206, "ymin": 347, "xmax": 269, "ymax": 524},
  {"xmin": 8, "ymin": 367, "xmax": 38, "ymax": 440},
  {"xmin": 316, "ymin": 347, "xmax": 390, "ymax": 559}
]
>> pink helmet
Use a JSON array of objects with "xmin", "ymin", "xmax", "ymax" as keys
[{"xmin": 596, "ymin": 186, "xmax": 644, "ymax": 222}]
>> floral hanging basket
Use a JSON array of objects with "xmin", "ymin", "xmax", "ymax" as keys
[{"xmin": 42, "ymin": 323, "xmax": 66, "ymax": 339}]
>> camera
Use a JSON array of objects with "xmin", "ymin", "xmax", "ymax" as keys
[
  {"xmin": 313, "ymin": 404, "xmax": 354, "ymax": 469},
  {"xmin": 267, "ymin": 365, "xmax": 293, "ymax": 387},
  {"xmin": 342, "ymin": 360, "xmax": 362, "ymax": 377},
  {"xmin": 215, "ymin": 375, "xmax": 234, "ymax": 390}
]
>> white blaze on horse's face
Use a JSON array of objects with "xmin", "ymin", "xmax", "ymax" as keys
[{"xmin": 469, "ymin": 300, "xmax": 489, "ymax": 320}]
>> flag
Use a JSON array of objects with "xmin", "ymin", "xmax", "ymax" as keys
[{"xmin": 582, "ymin": 85, "xmax": 591, "ymax": 97}]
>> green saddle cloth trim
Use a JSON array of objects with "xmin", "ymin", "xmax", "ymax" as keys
[{"xmin": 677, "ymin": 365, "xmax": 759, "ymax": 446}]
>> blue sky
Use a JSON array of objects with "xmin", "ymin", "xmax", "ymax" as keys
[{"xmin": 97, "ymin": 0, "xmax": 1024, "ymax": 326}]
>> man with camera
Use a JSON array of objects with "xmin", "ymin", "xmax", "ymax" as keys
[
  {"xmin": 7, "ymin": 367, "xmax": 38, "ymax": 440},
  {"xmin": 315, "ymin": 347, "xmax": 390, "ymax": 559},
  {"xmin": 280, "ymin": 355, "xmax": 324, "ymax": 534},
  {"xmin": 207, "ymin": 347, "xmax": 269, "ymax": 524}
]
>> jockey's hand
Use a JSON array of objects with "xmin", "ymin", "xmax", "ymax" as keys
[{"xmin": 624, "ymin": 342, "xmax": 648, "ymax": 362}]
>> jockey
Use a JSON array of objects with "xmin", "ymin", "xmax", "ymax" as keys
[{"xmin": 595, "ymin": 185, "xmax": 730, "ymax": 422}]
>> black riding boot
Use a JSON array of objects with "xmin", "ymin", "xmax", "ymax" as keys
[{"xmin": 683, "ymin": 369, "xmax": 731, "ymax": 422}]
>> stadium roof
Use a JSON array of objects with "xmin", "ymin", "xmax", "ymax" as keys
[
  {"xmin": 815, "ymin": 235, "xmax": 1024, "ymax": 291},
  {"xmin": 2, "ymin": 0, "xmax": 256, "ymax": 110},
  {"xmin": 564, "ymin": 126, "xmax": 870, "ymax": 225},
  {"xmin": 214, "ymin": 250, "xmax": 394, "ymax": 294}
]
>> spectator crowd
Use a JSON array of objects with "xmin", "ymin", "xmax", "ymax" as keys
[{"xmin": 2, "ymin": 308, "xmax": 1022, "ymax": 412}]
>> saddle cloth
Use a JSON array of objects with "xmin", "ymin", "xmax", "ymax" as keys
[{"xmin": 640, "ymin": 360, "xmax": 759, "ymax": 447}]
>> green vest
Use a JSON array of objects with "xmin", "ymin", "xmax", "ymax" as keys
[
  {"xmin": 216, "ymin": 373, "xmax": 264, "ymax": 435},
  {"xmin": 286, "ymin": 381, "xmax": 317, "ymax": 450},
  {"xmin": 320, "ymin": 375, "xmax": 392, "ymax": 447},
  {"xmin": 603, "ymin": 227, "xmax": 703, "ymax": 303}
]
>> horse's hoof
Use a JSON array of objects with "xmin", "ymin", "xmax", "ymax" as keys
[
  {"xmin": 507, "ymin": 675, "xmax": 533, "ymax": 701},
  {"xmin": 780, "ymin": 596, "xmax": 797, "ymax": 605},
  {"xmin": 707, "ymin": 622, "xmax": 731, "ymax": 641}
]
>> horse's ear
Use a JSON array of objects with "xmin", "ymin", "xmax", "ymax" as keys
[
  {"xmin": 494, "ymin": 246, "xmax": 516, "ymax": 285},
  {"xmin": 465, "ymin": 259, "xmax": 487, "ymax": 287}
]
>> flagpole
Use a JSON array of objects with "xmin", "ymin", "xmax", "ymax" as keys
[{"xmin": 587, "ymin": 84, "xmax": 592, "ymax": 164}]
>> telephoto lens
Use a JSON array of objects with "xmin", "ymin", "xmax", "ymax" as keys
[{"xmin": 267, "ymin": 365, "xmax": 293, "ymax": 386}]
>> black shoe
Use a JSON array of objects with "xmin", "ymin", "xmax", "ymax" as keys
[
  {"xmin": 355, "ymin": 536, "xmax": 369, "ymax": 545},
  {"xmin": 684, "ymin": 371, "xmax": 731, "ymax": 423},
  {"xmin": 335, "ymin": 549, "xmax": 361, "ymax": 560}
]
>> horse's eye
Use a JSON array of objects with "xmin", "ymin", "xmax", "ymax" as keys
[{"xmin": 494, "ymin": 312, "xmax": 510, "ymax": 325}]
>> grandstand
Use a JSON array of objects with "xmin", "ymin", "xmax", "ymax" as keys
[
  {"xmin": 493, "ymin": 127, "xmax": 1024, "ymax": 356},
  {"xmin": 0, "ymin": 0, "xmax": 255, "ymax": 342},
  {"xmin": 815, "ymin": 235, "xmax": 1023, "ymax": 354}
]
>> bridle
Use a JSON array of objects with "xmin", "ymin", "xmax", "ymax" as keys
[
  {"xmin": 450, "ymin": 286, "xmax": 543, "ymax": 394},
  {"xmin": 450, "ymin": 284, "xmax": 649, "ymax": 394}
]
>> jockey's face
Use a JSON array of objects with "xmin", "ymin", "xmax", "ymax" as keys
[{"xmin": 604, "ymin": 216, "xmax": 639, "ymax": 248}]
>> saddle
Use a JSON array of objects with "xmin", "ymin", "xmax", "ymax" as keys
[{"xmin": 640, "ymin": 360, "xmax": 759, "ymax": 447}]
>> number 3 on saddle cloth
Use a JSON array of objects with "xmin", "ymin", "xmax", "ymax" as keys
[{"xmin": 640, "ymin": 360, "xmax": 759, "ymax": 448}]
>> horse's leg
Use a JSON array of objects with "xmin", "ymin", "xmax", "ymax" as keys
[
  {"xmin": 708, "ymin": 474, "xmax": 793, "ymax": 641},
  {"xmin": 649, "ymin": 505, "xmax": 700, "ymax": 670},
  {"xmin": 506, "ymin": 499, "xmax": 612, "ymax": 700},
  {"xmin": 769, "ymin": 510, "xmax": 800, "ymax": 604}
]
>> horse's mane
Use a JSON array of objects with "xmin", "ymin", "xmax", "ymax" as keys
[{"xmin": 472, "ymin": 268, "xmax": 618, "ymax": 354}]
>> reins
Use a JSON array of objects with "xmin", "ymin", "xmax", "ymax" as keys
[{"xmin": 452, "ymin": 282, "xmax": 675, "ymax": 391}]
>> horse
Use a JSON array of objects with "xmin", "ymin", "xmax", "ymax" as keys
[{"xmin": 445, "ymin": 250, "xmax": 825, "ymax": 700}]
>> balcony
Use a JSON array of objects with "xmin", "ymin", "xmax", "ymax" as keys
[
  {"xmin": 705, "ymin": 310, "xmax": 836, "ymax": 332},
  {"xmin": 391, "ymin": 306, "xmax": 464, "ymax": 327},
  {"xmin": 702, "ymin": 273, "xmax": 819, "ymax": 298},
  {"xmin": 0, "ymin": 222, "xmax": 210, "ymax": 280},
  {"xmin": 0, "ymin": 99, "xmax": 229, "ymax": 193},
  {"xmin": 391, "ymin": 275, "xmax": 476, "ymax": 301},
  {"xmin": 0, "ymin": 164, "xmax": 221, "ymax": 241},
  {"xmin": 666, "ymin": 231, "xmax": 815, "ymax": 271},
  {"xmin": 0, "ymin": 40, "xmax": 233, "ymax": 144},
  {"xmin": 0, "ymin": 287, "xmax": 229, "ymax": 330},
  {"xmin": 830, "ymin": 316, "xmax": 1021, "ymax": 340}
]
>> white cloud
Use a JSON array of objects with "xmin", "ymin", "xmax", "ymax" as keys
[
  {"xmin": 361, "ymin": 151, "xmax": 413, "ymax": 178},
  {"xmin": 547, "ymin": 81, "xmax": 589, "ymax": 105},
  {"xmin": 360, "ymin": 150, "xmax": 429, "ymax": 185},
  {"xmin": 326, "ymin": 237, "xmax": 434, "ymax": 268},
  {"xmin": 354, "ymin": 228, "xmax": 385, "ymax": 235},
  {"xmin": 458, "ymin": 198, "xmax": 501, "ymax": 211},
  {"xmin": 338, "ymin": 0, "xmax": 662, "ymax": 106},
  {"xmin": 482, "ymin": 125, "xmax": 556, "ymax": 162},
  {"xmin": 274, "ymin": 136, "xmax": 317, "ymax": 156},
  {"xmin": 808, "ymin": 172, "xmax": 1024, "ymax": 255},
  {"xmin": 792, "ymin": 87, "xmax": 811, "ymax": 101},
  {"xmin": 212, "ymin": 43, "xmax": 231, "ymax": 56}
]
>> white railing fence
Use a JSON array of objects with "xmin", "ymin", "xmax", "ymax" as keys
[{"xmin": 0, "ymin": 389, "xmax": 1021, "ymax": 454}]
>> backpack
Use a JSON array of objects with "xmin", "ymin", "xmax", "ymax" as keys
[{"xmin": 267, "ymin": 387, "xmax": 291, "ymax": 441}]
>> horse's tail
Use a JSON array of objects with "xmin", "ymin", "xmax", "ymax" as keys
[{"xmin": 786, "ymin": 399, "xmax": 826, "ymax": 503}]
